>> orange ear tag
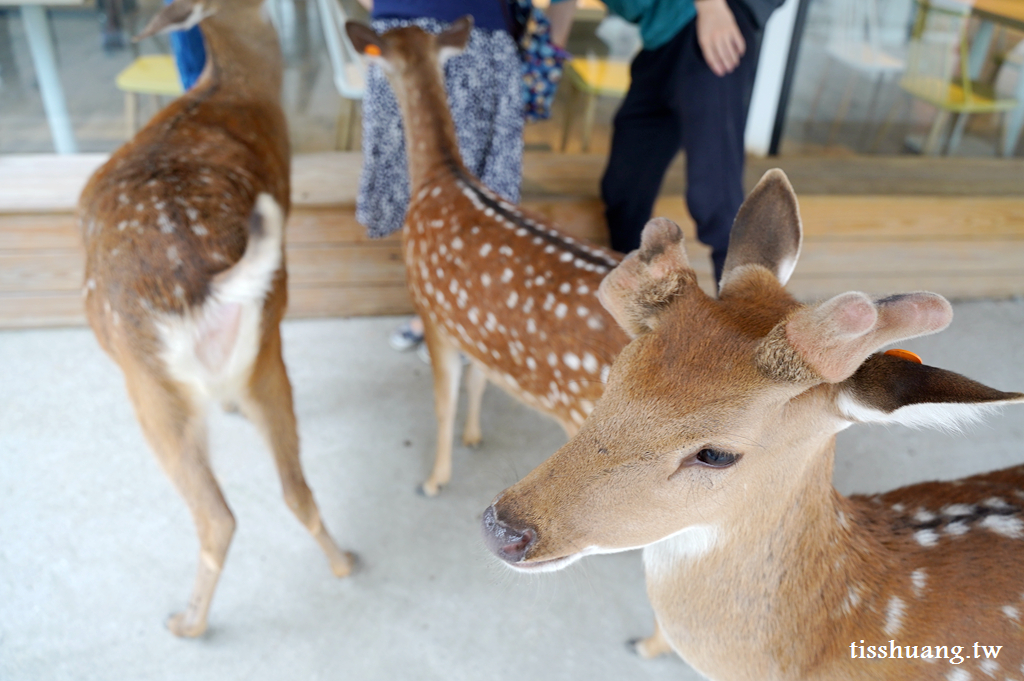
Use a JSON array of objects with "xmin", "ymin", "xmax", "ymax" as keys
[
  {"xmin": 365, "ymin": 44, "xmax": 382, "ymax": 57},
  {"xmin": 884, "ymin": 348, "xmax": 923, "ymax": 364}
]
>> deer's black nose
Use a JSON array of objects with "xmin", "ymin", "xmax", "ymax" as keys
[{"xmin": 481, "ymin": 504, "xmax": 536, "ymax": 563}]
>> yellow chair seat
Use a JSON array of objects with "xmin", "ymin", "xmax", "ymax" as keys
[
  {"xmin": 900, "ymin": 77, "xmax": 1017, "ymax": 113},
  {"xmin": 115, "ymin": 55, "xmax": 184, "ymax": 97},
  {"xmin": 567, "ymin": 57, "xmax": 631, "ymax": 96}
]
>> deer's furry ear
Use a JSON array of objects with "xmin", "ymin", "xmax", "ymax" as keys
[
  {"xmin": 719, "ymin": 169, "xmax": 803, "ymax": 296},
  {"xmin": 136, "ymin": 0, "xmax": 209, "ymax": 40},
  {"xmin": 836, "ymin": 352, "xmax": 1024, "ymax": 431},
  {"xmin": 437, "ymin": 15, "xmax": 473, "ymax": 65},
  {"xmin": 346, "ymin": 21, "xmax": 387, "ymax": 61},
  {"xmin": 598, "ymin": 218, "xmax": 695, "ymax": 338},
  {"xmin": 757, "ymin": 291, "xmax": 953, "ymax": 385}
]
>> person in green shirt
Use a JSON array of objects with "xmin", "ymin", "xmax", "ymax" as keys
[{"xmin": 550, "ymin": 0, "xmax": 784, "ymax": 282}]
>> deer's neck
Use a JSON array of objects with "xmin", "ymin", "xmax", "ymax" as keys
[
  {"xmin": 390, "ymin": 59, "xmax": 466, "ymax": 195},
  {"xmin": 644, "ymin": 437, "xmax": 888, "ymax": 680},
  {"xmin": 193, "ymin": 12, "xmax": 283, "ymax": 104}
]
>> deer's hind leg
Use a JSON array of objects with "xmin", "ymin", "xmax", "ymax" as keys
[
  {"xmin": 239, "ymin": 325, "xmax": 356, "ymax": 578},
  {"xmin": 122, "ymin": 359, "xmax": 234, "ymax": 638}
]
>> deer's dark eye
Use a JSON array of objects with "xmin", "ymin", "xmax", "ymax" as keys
[{"xmin": 695, "ymin": 448, "xmax": 739, "ymax": 468}]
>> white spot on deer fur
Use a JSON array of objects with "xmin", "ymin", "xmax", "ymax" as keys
[
  {"xmin": 543, "ymin": 294, "xmax": 556, "ymax": 311},
  {"xmin": 914, "ymin": 529, "xmax": 939, "ymax": 547},
  {"xmin": 534, "ymin": 276, "xmax": 545, "ymax": 286},
  {"xmin": 979, "ymin": 659, "xmax": 999, "ymax": 677},
  {"xmin": 577, "ymin": 284, "xmax": 589, "ymax": 295},
  {"xmin": 167, "ymin": 246, "xmax": 182, "ymax": 267},
  {"xmin": 468, "ymin": 308, "xmax": 479, "ymax": 324},
  {"xmin": 587, "ymin": 316, "xmax": 603, "ymax": 331},
  {"xmin": 547, "ymin": 352, "xmax": 558, "ymax": 367},
  {"xmin": 559, "ymin": 282, "xmax": 571, "ymax": 294},
  {"xmin": 157, "ymin": 212, "xmax": 175, "ymax": 234},
  {"xmin": 981, "ymin": 515, "xmax": 1024, "ymax": 538},
  {"xmin": 945, "ymin": 520, "xmax": 969, "ymax": 535},
  {"xmin": 577, "ymin": 306, "xmax": 589, "ymax": 317},
  {"xmin": 914, "ymin": 509, "xmax": 936, "ymax": 523},
  {"xmin": 481, "ymin": 273, "xmax": 491, "ymax": 287},
  {"xmin": 192, "ymin": 223, "xmax": 208, "ymax": 236},
  {"xmin": 570, "ymin": 409, "xmax": 585, "ymax": 425},
  {"xmin": 525, "ymin": 356, "xmax": 537, "ymax": 371},
  {"xmin": 544, "ymin": 245, "xmax": 556, "ymax": 254},
  {"xmin": 600, "ymin": 365, "xmax": 610, "ymax": 383},
  {"xmin": 911, "ymin": 569, "xmax": 927, "ymax": 598},
  {"xmin": 501, "ymin": 268, "xmax": 513, "ymax": 284},
  {"xmin": 485, "ymin": 313, "xmax": 497, "ymax": 332},
  {"xmin": 563, "ymin": 353, "xmax": 581, "ymax": 371},
  {"xmin": 983, "ymin": 497, "xmax": 1010, "ymax": 509},
  {"xmin": 173, "ymin": 284, "xmax": 185, "ymax": 300},
  {"xmin": 892, "ymin": 503, "xmax": 907, "ymax": 512},
  {"xmin": 883, "ymin": 596, "xmax": 905, "ymax": 635},
  {"xmin": 506, "ymin": 291, "xmax": 519, "ymax": 308},
  {"xmin": 499, "ymin": 245, "xmax": 513, "ymax": 257},
  {"xmin": 582, "ymin": 353, "xmax": 598, "ymax": 374},
  {"xmin": 555, "ymin": 303, "xmax": 567, "ymax": 319},
  {"xmin": 943, "ymin": 504, "xmax": 974, "ymax": 516},
  {"xmin": 118, "ymin": 193, "xmax": 129, "ymax": 205},
  {"xmin": 945, "ymin": 670, "xmax": 970, "ymax": 681},
  {"xmin": 1003, "ymin": 605, "xmax": 1020, "ymax": 621},
  {"xmin": 430, "ymin": 186, "xmax": 441, "ymax": 198},
  {"xmin": 526, "ymin": 318, "xmax": 537, "ymax": 334},
  {"xmin": 559, "ymin": 252, "xmax": 572, "ymax": 263}
]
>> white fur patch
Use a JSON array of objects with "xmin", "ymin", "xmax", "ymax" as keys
[
  {"xmin": 883, "ymin": 596, "xmax": 905, "ymax": 635},
  {"xmin": 911, "ymin": 568, "xmax": 927, "ymax": 598},
  {"xmin": 158, "ymin": 194, "xmax": 282, "ymax": 403},
  {"xmin": 981, "ymin": 515, "xmax": 1024, "ymax": 539},
  {"xmin": 836, "ymin": 391, "xmax": 1010, "ymax": 433},
  {"xmin": 643, "ymin": 525, "xmax": 718, "ymax": 580}
]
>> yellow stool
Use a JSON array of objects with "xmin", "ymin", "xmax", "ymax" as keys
[
  {"xmin": 560, "ymin": 57, "xmax": 631, "ymax": 152},
  {"xmin": 115, "ymin": 55, "xmax": 185, "ymax": 138}
]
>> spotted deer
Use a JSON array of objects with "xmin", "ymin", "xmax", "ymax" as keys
[
  {"xmin": 79, "ymin": 0, "xmax": 354, "ymax": 637},
  {"xmin": 345, "ymin": 18, "xmax": 630, "ymax": 496},
  {"xmin": 482, "ymin": 170, "xmax": 1024, "ymax": 680}
]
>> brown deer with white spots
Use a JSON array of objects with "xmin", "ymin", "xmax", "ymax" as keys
[
  {"xmin": 79, "ymin": 0, "xmax": 354, "ymax": 637},
  {"xmin": 345, "ymin": 18, "xmax": 630, "ymax": 496},
  {"xmin": 483, "ymin": 170, "xmax": 1024, "ymax": 680}
]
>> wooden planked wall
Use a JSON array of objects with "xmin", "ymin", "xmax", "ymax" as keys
[{"xmin": 2, "ymin": 153, "xmax": 1024, "ymax": 329}]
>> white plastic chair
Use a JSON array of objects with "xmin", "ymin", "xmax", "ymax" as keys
[
  {"xmin": 316, "ymin": 0, "xmax": 366, "ymax": 149},
  {"xmin": 807, "ymin": 0, "xmax": 906, "ymax": 146}
]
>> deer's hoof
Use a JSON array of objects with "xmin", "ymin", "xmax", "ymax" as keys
[
  {"xmin": 166, "ymin": 611, "xmax": 207, "ymax": 638},
  {"xmin": 418, "ymin": 481, "xmax": 442, "ymax": 497},
  {"xmin": 332, "ymin": 551, "xmax": 358, "ymax": 578}
]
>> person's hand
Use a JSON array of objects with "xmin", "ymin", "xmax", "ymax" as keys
[{"xmin": 695, "ymin": 0, "xmax": 745, "ymax": 77}]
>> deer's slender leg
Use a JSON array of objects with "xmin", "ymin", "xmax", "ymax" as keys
[
  {"xmin": 462, "ymin": 362, "xmax": 487, "ymax": 447},
  {"xmin": 240, "ymin": 325, "xmax": 355, "ymax": 577},
  {"xmin": 420, "ymin": 315, "xmax": 463, "ymax": 496},
  {"xmin": 632, "ymin": 618, "xmax": 674, "ymax": 659},
  {"xmin": 123, "ymin": 360, "xmax": 232, "ymax": 638}
]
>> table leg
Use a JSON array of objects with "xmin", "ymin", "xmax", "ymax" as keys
[
  {"xmin": 1002, "ymin": 65, "xmax": 1024, "ymax": 157},
  {"xmin": 967, "ymin": 20, "xmax": 995, "ymax": 80},
  {"xmin": 20, "ymin": 5, "xmax": 78, "ymax": 154}
]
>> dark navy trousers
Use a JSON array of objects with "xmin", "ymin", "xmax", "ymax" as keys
[{"xmin": 600, "ymin": 0, "xmax": 762, "ymax": 282}]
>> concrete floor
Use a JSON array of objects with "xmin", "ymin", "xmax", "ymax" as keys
[{"xmin": 2, "ymin": 304, "xmax": 1023, "ymax": 680}]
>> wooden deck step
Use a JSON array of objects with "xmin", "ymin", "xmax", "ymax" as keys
[{"xmin": 2, "ymin": 153, "xmax": 1022, "ymax": 329}]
